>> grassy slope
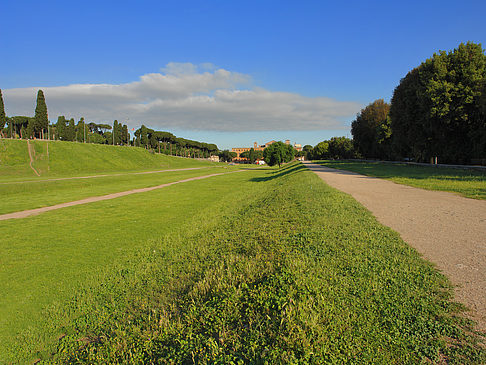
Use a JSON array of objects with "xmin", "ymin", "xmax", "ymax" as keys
[
  {"xmin": 1, "ymin": 163, "xmax": 483, "ymax": 363},
  {"xmin": 316, "ymin": 160, "xmax": 486, "ymax": 200},
  {"xmin": 0, "ymin": 139, "xmax": 216, "ymax": 181},
  {"xmin": 0, "ymin": 167, "xmax": 237, "ymax": 215}
]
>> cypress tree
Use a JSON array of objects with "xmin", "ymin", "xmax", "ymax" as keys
[
  {"xmin": 34, "ymin": 90, "xmax": 48, "ymax": 138},
  {"xmin": 0, "ymin": 89, "xmax": 6, "ymax": 135}
]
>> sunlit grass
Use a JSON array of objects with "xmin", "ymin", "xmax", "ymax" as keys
[
  {"xmin": 316, "ymin": 160, "xmax": 486, "ymax": 199},
  {"xmin": 0, "ymin": 139, "xmax": 219, "ymax": 181},
  {"xmin": 1, "ymin": 162, "xmax": 483, "ymax": 363}
]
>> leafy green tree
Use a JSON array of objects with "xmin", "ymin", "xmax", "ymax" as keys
[
  {"xmin": 140, "ymin": 125, "xmax": 149, "ymax": 147},
  {"xmin": 328, "ymin": 136, "xmax": 355, "ymax": 159},
  {"xmin": 303, "ymin": 144, "xmax": 313, "ymax": 160},
  {"xmin": 390, "ymin": 42, "xmax": 486, "ymax": 163},
  {"xmin": 0, "ymin": 89, "xmax": 6, "ymax": 136},
  {"xmin": 351, "ymin": 99, "xmax": 390, "ymax": 159},
  {"xmin": 263, "ymin": 141, "xmax": 294, "ymax": 167},
  {"xmin": 34, "ymin": 90, "xmax": 48, "ymax": 138},
  {"xmin": 240, "ymin": 148, "xmax": 264, "ymax": 163},
  {"xmin": 8, "ymin": 116, "xmax": 32, "ymax": 138},
  {"xmin": 218, "ymin": 150, "xmax": 237, "ymax": 162},
  {"xmin": 312, "ymin": 141, "xmax": 330, "ymax": 159}
]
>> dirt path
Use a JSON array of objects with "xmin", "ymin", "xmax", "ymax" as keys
[
  {"xmin": 304, "ymin": 161, "xmax": 486, "ymax": 332},
  {"xmin": 0, "ymin": 170, "xmax": 241, "ymax": 221},
  {"xmin": 27, "ymin": 140, "xmax": 40, "ymax": 176},
  {"xmin": 0, "ymin": 166, "xmax": 214, "ymax": 185}
]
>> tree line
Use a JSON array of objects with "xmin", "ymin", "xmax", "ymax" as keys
[
  {"xmin": 0, "ymin": 90, "xmax": 220, "ymax": 158},
  {"xmin": 302, "ymin": 136, "xmax": 356, "ymax": 161},
  {"xmin": 351, "ymin": 42, "xmax": 486, "ymax": 165}
]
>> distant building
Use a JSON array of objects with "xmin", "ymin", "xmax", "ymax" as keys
[
  {"xmin": 231, "ymin": 140, "xmax": 302, "ymax": 161},
  {"xmin": 232, "ymin": 140, "xmax": 276, "ymax": 160},
  {"xmin": 209, "ymin": 155, "xmax": 219, "ymax": 162}
]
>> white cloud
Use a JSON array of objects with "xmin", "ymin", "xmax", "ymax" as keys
[{"xmin": 2, "ymin": 63, "xmax": 360, "ymax": 132}]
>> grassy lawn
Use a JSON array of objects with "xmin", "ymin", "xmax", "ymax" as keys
[
  {"xmin": 1, "ymin": 162, "xmax": 483, "ymax": 363},
  {"xmin": 315, "ymin": 160, "xmax": 486, "ymax": 200},
  {"xmin": 0, "ymin": 166, "xmax": 238, "ymax": 214},
  {"xmin": 0, "ymin": 139, "xmax": 218, "ymax": 181}
]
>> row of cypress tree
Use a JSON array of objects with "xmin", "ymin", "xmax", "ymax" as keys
[
  {"xmin": 0, "ymin": 90, "xmax": 49, "ymax": 139},
  {"xmin": 0, "ymin": 89, "xmax": 220, "ymax": 156}
]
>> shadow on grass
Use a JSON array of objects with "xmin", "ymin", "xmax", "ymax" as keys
[
  {"xmin": 250, "ymin": 163, "xmax": 306, "ymax": 182},
  {"xmin": 317, "ymin": 160, "xmax": 486, "ymax": 182}
]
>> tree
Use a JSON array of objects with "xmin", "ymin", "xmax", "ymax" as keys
[
  {"xmin": 328, "ymin": 136, "xmax": 354, "ymax": 159},
  {"xmin": 0, "ymin": 89, "xmax": 6, "ymax": 136},
  {"xmin": 240, "ymin": 148, "xmax": 263, "ymax": 163},
  {"xmin": 312, "ymin": 141, "xmax": 329, "ymax": 159},
  {"xmin": 218, "ymin": 150, "xmax": 237, "ymax": 162},
  {"xmin": 263, "ymin": 141, "xmax": 294, "ymax": 167},
  {"xmin": 351, "ymin": 99, "xmax": 391, "ymax": 159},
  {"xmin": 390, "ymin": 42, "xmax": 486, "ymax": 163},
  {"xmin": 122, "ymin": 124, "xmax": 129, "ymax": 145},
  {"xmin": 8, "ymin": 116, "xmax": 32, "ymax": 138},
  {"xmin": 303, "ymin": 144, "xmax": 313, "ymax": 160},
  {"xmin": 76, "ymin": 118, "xmax": 86, "ymax": 142},
  {"xmin": 65, "ymin": 118, "xmax": 76, "ymax": 141},
  {"xmin": 56, "ymin": 116, "xmax": 67, "ymax": 140},
  {"xmin": 34, "ymin": 90, "xmax": 48, "ymax": 138}
]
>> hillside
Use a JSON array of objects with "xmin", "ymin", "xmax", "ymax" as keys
[{"xmin": 0, "ymin": 139, "xmax": 217, "ymax": 180}]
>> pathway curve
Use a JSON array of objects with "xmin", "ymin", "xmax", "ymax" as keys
[
  {"xmin": 27, "ymin": 140, "xmax": 40, "ymax": 176},
  {"xmin": 0, "ymin": 170, "xmax": 241, "ymax": 221},
  {"xmin": 304, "ymin": 161, "xmax": 486, "ymax": 332}
]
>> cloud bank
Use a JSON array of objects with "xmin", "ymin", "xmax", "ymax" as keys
[{"xmin": 3, "ymin": 63, "xmax": 360, "ymax": 132}]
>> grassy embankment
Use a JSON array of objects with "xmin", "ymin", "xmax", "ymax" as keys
[
  {"xmin": 0, "ymin": 139, "xmax": 234, "ymax": 214},
  {"xmin": 1, "ymin": 161, "xmax": 484, "ymax": 363},
  {"xmin": 0, "ymin": 139, "xmax": 216, "ymax": 181},
  {"xmin": 316, "ymin": 160, "xmax": 486, "ymax": 200}
]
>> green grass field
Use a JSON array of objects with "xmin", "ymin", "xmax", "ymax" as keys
[
  {"xmin": 0, "ymin": 166, "xmax": 239, "ymax": 215},
  {"xmin": 1, "ymin": 160, "xmax": 484, "ymax": 363},
  {"xmin": 0, "ymin": 139, "xmax": 216, "ymax": 181},
  {"xmin": 315, "ymin": 160, "xmax": 486, "ymax": 200}
]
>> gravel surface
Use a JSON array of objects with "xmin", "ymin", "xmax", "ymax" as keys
[{"xmin": 305, "ymin": 162, "xmax": 486, "ymax": 332}]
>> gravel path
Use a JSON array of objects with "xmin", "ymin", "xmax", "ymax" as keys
[
  {"xmin": 304, "ymin": 161, "xmax": 486, "ymax": 332},
  {"xmin": 0, "ymin": 170, "xmax": 239, "ymax": 221}
]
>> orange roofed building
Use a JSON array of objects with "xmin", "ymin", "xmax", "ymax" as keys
[{"xmin": 232, "ymin": 140, "xmax": 301, "ymax": 161}]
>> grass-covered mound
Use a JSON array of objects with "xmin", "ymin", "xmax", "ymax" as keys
[
  {"xmin": 2, "ymin": 163, "xmax": 481, "ymax": 363},
  {"xmin": 0, "ymin": 139, "xmax": 216, "ymax": 180}
]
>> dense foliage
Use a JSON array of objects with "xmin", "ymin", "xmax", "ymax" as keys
[
  {"xmin": 218, "ymin": 150, "xmax": 237, "ymax": 162},
  {"xmin": 134, "ymin": 125, "xmax": 218, "ymax": 158},
  {"xmin": 351, "ymin": 99, "xmax": 391, "ymax": 159},
  {"xmin": 390, "ymin": 42, "xmax": 486, "ymax": 164},
  {"xmin": 263, "ymin": 141, "xmax": 294, "ymax": 167},
  {"xmin": 240, "ymin": 148, "xmax": 264, "ymax": 163},
  {"xmin": 306, "ymin": 136, "xmax": 355, "ymax": 160},
  {"xmin": 32, "ymin": 90, "xmax": 49, "ymax": 139}
]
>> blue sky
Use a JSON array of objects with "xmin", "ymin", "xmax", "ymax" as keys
[{"xmin": 1, "ymin": 0, "xmax": 485, "ymax": 149}]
